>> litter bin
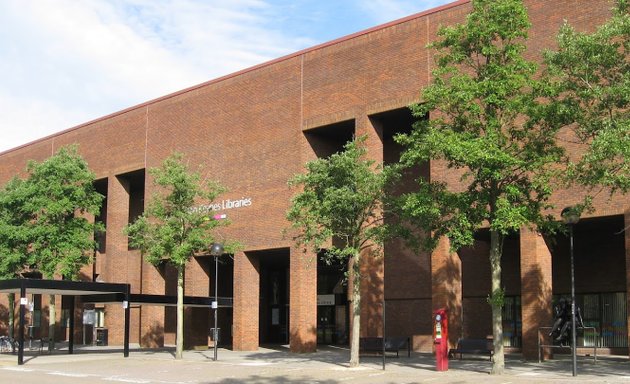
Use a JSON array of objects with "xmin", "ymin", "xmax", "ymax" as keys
[{"xmin": 96, "ymin": 327, "xmax": 108, "ymax": 346}]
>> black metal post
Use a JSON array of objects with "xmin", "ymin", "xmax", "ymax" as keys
[
  {"xmin": 69, "ymin": 296, "xmax": 75, "ymax": 354},
  {"xmin": 569, "ymin": 224, "xmax": 577, "ymax": 376},
  {"xmin": 214, "ymin": 253, "xmax": 219, "ymax": 361},
  {"xmin": 124, "ymin": 284, "xmax": 130, "ymax": 358},
  {"xmin": 209, "ymin": 242, "xmax": 224, "ymax": 362},
  {"xmin": 18, "ymin": 285, "xmax": 25, "ymax": 365},
  {"xmin": 382, "ymin": 301, "xmax": 386, "ymax": 370}
]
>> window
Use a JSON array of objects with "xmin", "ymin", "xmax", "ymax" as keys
[
  {"xmin": 502, "ymin": 296, "xmax": 521, "ymax": 347},
  {"xmin": 554, "ymin": 292, "xmax": 627, "ymax": 348}
]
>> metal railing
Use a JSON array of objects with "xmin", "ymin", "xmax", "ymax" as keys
[{"xmin": 537, "ymin": 326, "xmax": 598, "ymax": 363}]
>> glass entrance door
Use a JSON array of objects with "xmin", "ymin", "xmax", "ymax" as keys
[{"xmin": 317, "ymin": 306, "xmax": 335, "ymax": 344}]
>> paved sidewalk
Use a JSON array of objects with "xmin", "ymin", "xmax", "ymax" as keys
[{"xmin": 1, "ymin": 344, "xmax": 629, "ymax": 383}]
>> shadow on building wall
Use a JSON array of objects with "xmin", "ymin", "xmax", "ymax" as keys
[
  {"xmin": 363, "ymin": 249, "xmax": 385, "ymax": 339},
  {"xmin": 521, "ymin": 263, "xmax": 551, "ymax": 357},
  {"xmin": 141, "ymin": 322, "xmax": 164, "ymax": 348},
  {"xmin": 289, "ymin": 324, "xmax": 317, "ymax": 353},
  {"xmin": 435, "ymin": 249, "xmax": 463, "ymax": 349}
]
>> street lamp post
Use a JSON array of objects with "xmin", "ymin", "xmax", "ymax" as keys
[
  {"xmin": 561, "ymin": 206, "xmax": 580, "ymax": 377},
  {"xmin": 210, "ymin": 242, "xmax": 224, "ymax": 362}
]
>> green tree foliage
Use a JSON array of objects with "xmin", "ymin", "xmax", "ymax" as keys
[
  {"xmin": 0, "ymin": 177, "xmax": 30, "ymax": 279},
  {"xmin": 0, "ymin": 177, "xmax": 31, "ymax": 341},
  {"xmin": 125, "ymin": 152, "xmax": 233, "ymax": 360},
  {"xmin": 287, "ymin": 137, "xmax": 393, "ymax": 367},
  {"xmin": 395, "ymin": 0, "xmax": 563, "ymax": 374},
  {"xmin": 2, "ymin": 145, "xmax": 103, "ymax": 350},
  {"xmin": 23, "ymin": 147, "xmax": 103, "ymax": 280},
  {"xmin": 544, "ymin": 0, "xmax": 629, "ymax": 194}
]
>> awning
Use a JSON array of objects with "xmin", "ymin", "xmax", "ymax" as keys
[{"xmin": 0, "ymin": 278, "xmax": 131, "ymax": 365}]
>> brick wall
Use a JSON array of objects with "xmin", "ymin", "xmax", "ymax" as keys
[{"xmin": 0, "ymin": 0, "xmax": 624, "ymax": 356}]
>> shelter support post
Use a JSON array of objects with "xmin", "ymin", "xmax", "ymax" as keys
[
  {"xmin": 69, "ymin": 296, "xmax": 75, "ymax": 354},
  {"xmin": 18, "ymin": 284, "xmax": 25, "ymax": 365},
  {"xmin": 124, "ymin": 284, "xmax": 130, "ymax": 357}
]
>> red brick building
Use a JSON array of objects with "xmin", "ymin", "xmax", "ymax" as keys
[{"xmin": 0, "ymin": 0, "xmax": 628, "ymax": 360}]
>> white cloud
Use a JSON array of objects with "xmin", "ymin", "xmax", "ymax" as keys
[
  {"xmin": 0, "ymin": 0, "xmax": 451, "ymax": 153},
  {"xmin": 0, "ymin": 0, "xmax": 310, "ymax": 152},
  {"xmin": 0, "ymin": 93, "xmax": 94, "ymax": 151}
]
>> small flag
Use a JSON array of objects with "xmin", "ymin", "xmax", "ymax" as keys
[{"xmin": 213, "ymin": 214, "xmax": 227, "ymax": 220}]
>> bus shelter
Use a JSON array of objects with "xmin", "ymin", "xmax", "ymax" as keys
[{"xmin": 0, "ymin": 278, "xmax": 131, "ymax": 365}]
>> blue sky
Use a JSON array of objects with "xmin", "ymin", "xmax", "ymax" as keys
[{"xmin": 0, "ymin": 0, "xmax": 452, "ymax": 153}]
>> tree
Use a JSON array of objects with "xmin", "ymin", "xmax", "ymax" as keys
[
  {"xmin": 0, "ymin": 177, "xmax": 30, "ymax": 346},
  {"xmin": 544, "ymin": 0, "xmax": 629, "ymax": 195},
  {"xmin": 287, "ymin": 137, "xmax": 392, "ymax": 367},
  {"xmin": 20, "ymin": 145, "xmax": 103, "ymax": 351},
  {"xmin": 395, "ymin": 0, "xmax": 564, "ymax": 374},
  {"xmin": 125, "ymin": 152, "xmax": 232, "ymax": 360}
]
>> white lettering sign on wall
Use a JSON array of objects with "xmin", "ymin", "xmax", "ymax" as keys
[
  {"xmin": 317, "ymin": 294, "xmax": 335, "ymax": 306},
  {"xmin": 191, "ymin": 197, "xmax": 253, "ymax": 214}
]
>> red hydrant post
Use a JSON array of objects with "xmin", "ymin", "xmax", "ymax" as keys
[{"xmin": 433, "ymin": 308, "xmax": 449, "ymax": 371}]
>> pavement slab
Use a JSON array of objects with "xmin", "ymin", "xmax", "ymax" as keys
[{"xmin": 1, "ymin": 345, "xmax": 629, "ymax": 383}]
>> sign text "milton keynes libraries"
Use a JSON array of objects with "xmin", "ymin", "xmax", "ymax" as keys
[{"xmin": 191, "ymin": 197, "xmax": 252, "ymax": 214}]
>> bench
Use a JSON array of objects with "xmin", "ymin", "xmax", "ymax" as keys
[
  {"xmin": 359, "ymin": 336, "xmax": 411, "ymax": 357},
  {"xmin": 448, "ymin": 338, "xmax": 493, "ymax": 360}
]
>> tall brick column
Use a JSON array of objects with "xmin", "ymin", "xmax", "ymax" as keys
[
  {"xmin": 232, "ymin": 251, "xmax": 260, "ymax": 350},
  {"xmin": 289, "ymin": 246, "xmax": 317, "ymax": 352},
  {"xmin": 140, "ymin": 259, "xmax": 165, "ymax": 347},
  {"xmin": 625, "ymin": 209, "xmax": 630, "ymax": 358},
  {"xmin": 357, "ymin": 114, "xmax": 385, "ymax": 337},
  {"xmin": 184, "ymin": 258, "xmax": 210, "ymax": 348},
  {"xmin": 104, "ymin": 175, "xmax": 132, "ymax": 345},
  {"xmin": 520, "ymin": 226, "xmax": 553, "ymax": 360},
  {"xmin": 431, "ymin": 236, "xmax": 462, "ymax": 347}
]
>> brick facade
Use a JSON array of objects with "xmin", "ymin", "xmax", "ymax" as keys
[
  {"xmin": 520, "ymin": 227, "xmax": 553, "ymax": 359},
  {"xmin": 232, "ymin": 251, "xmax": 260, "ymax": 351},
  {"xmin": 431, "ymin": 237, "xmax": 463, "ymax": 349},
  {"xmin": 0, "ymin": 0, "xmax": 627, "ymax": 358},
  {"xmin": 289, "ymin": 246, "xmax": 317, "ymax": 352}
]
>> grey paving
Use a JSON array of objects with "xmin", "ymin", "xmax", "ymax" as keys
[{"xmin": 1, "ymin": 344, "xmax": 629, "ymax": 383}]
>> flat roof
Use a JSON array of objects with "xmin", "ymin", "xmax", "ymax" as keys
[
  {"xmin": 0, "ymin": 278, "xmax": 233, "ymax": 308},
  {"xmin": 82, "ymin": 293, "xmax": 233, "ymax": 308},
  {"xmin": 0, "ymin": 278, "xmax": 132, "ymax": 365},
  {"xmin": 0, "ymin": 278, "xmax": 129, "ymax": 297}
]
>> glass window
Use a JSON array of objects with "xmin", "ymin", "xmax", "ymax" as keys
[
  {"xmin": 502, "ymin": 296, "xmax": 521, "ymax": 347},
  {"xmin": 554, "ymin": 292, "xmax": 627, "ymax": 348},
  {"xmin": 95, "ymin": 308, "xmax": 105, "ymax": 328}
]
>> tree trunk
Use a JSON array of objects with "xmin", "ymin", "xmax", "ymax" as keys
[
  {"xmin": 8, "ymin": 294, "xmax": 15, "ymax": 351},
  {"xmin": 176, "ymin": 265, "xmax": 184, "ymax": 360},
  {"xmin": 489, "ymin": 229, "xmax": 505, "ymax": 375},
  {"xmin": 349, "ymin": 252, "xmax": 361, "ymax": 367},
  {"xmin": 49, "ymin": 294, "xmax": 56, "ymax": 352}
]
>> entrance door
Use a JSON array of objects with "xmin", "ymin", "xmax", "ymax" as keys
[
  {"xmin": 258, "ymin": 249, "xmax": 290, "ymax": 345},
  {"xmin": 317, "ymin": 254, "xmax": 349, "ymax": 345},
  {"xmin": 317, "ymin": 303, "xmax": 349, "ymax": 344},
  {"xmin": 317, "ymin": 306, "xmax": 335, "ymax": 344},
  {"xmin": 267, "ymin": 270, "xmax": 288, "ymax": 343}
]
